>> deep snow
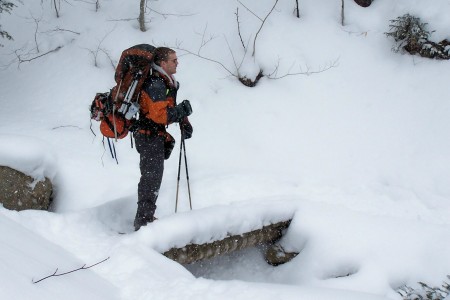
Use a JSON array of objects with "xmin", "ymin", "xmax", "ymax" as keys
[{"xmin": 1, "ymin": 0, "xmax": 450, "ymax": 299}]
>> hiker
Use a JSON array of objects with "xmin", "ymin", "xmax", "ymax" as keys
[{"xmin": 133, "ymin": 47, "xmax": 193, "ymax": 231}]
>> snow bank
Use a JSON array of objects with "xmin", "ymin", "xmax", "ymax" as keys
[
  {"xmin": 0, "ymin": 211, "xmax": 119, "ymax": 300},
  {"xmin": 1, "ymin": 0, "xmax": 450, "ymax": 299},
  {"xmin": 0, "ymin": 134, "xmax": 57, "ymax": 182}
]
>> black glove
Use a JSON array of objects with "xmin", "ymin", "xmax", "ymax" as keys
[
  {"xmin": 164, "ymin": 133, "xmax": 175, "ymax": 159},
  {"xmin": 175, "ymin": 100, "xmax": 193, "ymax": 121},
  {"xmin": 180, "ymin": 118, "xmax": 193, "ymax": 139}
]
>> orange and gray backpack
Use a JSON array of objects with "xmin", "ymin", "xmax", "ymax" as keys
[{"xmin": 90, "ymin": 44, "xmax": 155, "ymax": 140}]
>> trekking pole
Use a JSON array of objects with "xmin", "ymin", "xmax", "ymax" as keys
[
  {"xmin": 182, "ymin": 138, "xmax": 193, "ymax": 210},
  {"xmin": 174, "ymin": 135, "xmax": 184, "ymax": 213}
]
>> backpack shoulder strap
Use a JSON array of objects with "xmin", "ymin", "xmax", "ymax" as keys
[{"xmin": 142, "ymin": 76, "xmax": 167, "ymax": 101}]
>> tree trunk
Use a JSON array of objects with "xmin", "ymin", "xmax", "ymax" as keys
[
  {"xmin": 163, "ymin": 220, "xmax": 293, "ymax": 265},
  {"xmin": 139, "ymin": 0, "xmax": 146, "ymax": 32},
  {"xmin": 53, "ymin": 0, "xmax": 60, "ymax": 18}
]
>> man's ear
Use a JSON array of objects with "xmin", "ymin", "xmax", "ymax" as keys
[{"xmin": 159, "ymin": 61, "xmax": 167, "ymax": 72}]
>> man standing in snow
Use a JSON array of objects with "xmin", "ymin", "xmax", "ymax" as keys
[{"xmin": 133, "ymin": 47, "xmax": 193, "ymax": 231}]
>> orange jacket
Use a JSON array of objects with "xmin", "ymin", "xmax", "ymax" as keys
[{"xmin": 138, "ymin": 71, "xmax": 179, "ymax": 126}]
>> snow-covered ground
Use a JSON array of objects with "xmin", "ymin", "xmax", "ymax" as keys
[{"xmin": 1, "ymin": 0, "xmax": 450, "ymax": 299}]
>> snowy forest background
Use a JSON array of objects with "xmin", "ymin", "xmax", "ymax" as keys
[{"xmin": 1, "ymin": 0, "xmax": 450, "ymax": 299}]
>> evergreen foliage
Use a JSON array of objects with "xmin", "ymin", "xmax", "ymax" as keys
[
  {"xmin": 0, "ymin": 0, "xmax": 15, "ymax": 46},
  {"xmin": 385, "ymin": 14, "xmax": 432, "ymax": 53},
  {"xmin": 398, "ymin": 276, "xmax": 450, "ymax": 300},
  {"xmin": 385, "ymin": 14, "xmax": 450, "ymax": 60},
  {"xmin": 0, "ymin": 0, "xmax": 14, "ymax": 14}
]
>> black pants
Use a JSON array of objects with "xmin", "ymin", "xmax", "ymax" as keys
[{"xmin": 134, "ymin": 133, "xmax": 165, "ymax": 230}]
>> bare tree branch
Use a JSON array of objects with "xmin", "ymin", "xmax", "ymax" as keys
[
  {"xmin": 225, "ymin": 36, "xmax": 239, "ymax": 72},
  {"xmin": 83, "ymin": 28, "xmax": 115, "ymax": 68},
  {"xmin": 196, "ymin": 24, "xmax": 217, "ymax": 54},
  {"xmin": 267, "ymin": 58, "xmax": 339, "ymax": 80},
  {"xmin": 99, "ymin": 48, "xmax": 115, "ymax": 69},
  {"xmin": 138, "ymin": 0, "xmax": 196, "ymax": 29},
  {"xmin": 29, "ymin": 13, "xmax": 42, "ymax": 53},
  {"xmin": 173, "ymin": 46, "xmax": 236, "ymax": 77},
  {"xmin": 53, "ymin": 0, "xmax": 60, "ymax": 18},
  {"xmin": 41, "ymin": 27, "xmax": 81, "ymax": 36},
  {"xmin": 252, "ymin": 0, "xmax": 279, "ymax": 57},
  {"xmin": 32, "ymin": 257, "xmax": 110, "ymax": 284},
  {"xmin": 173, "ymin": 25, "xmax": 236, "ymax": 78},
  {"xmin": 106, "ymin": 17, "xmax": 137, "ymax": 22},
  {"xmin": 52, "ymin": 125, "xmax": 82, "ymax": 130},
  {"xmin": 235, "ymin": 7, "xmax": 246, "ymax": 50},
  {"xmin": 237, "ymin": 0, "xmax": 262, "ymax": 21},
  {"xmin": 72, "ymin": 0, "xmax": 100, "ymax": 11},
  {"xmin": 171, "ymin": 0, "xmax": 334, "ymax": 87},
  {"xmin": 16, "ymin": 46, "xmax": 63, "ymax": 66},
  {"xmin": 148, "ymin": 8, "xmax": 195, "ymax": 19}
]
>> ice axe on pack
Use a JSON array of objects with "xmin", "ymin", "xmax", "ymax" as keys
[
  {"xmin": 111, "ymin": 80, "xmax": 122, "ymax": 142},
  {"xmin": 110, "ymin": 72, "xmax": 142, "ymax": 142},
  {"xmin": 118, "ymin": 71, "xmax": 143, "ymax": 120}
]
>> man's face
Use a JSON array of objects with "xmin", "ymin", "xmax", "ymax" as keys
[{"xmin": 161, "ymin": 52, "xmax": 178, "ymax": 76}]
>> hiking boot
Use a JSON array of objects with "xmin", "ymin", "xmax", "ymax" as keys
[{"xmin": 134, "ymin": 216, "xmax": 158, "ymax": 231}]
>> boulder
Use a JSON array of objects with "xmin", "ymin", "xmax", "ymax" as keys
[
  {"xmin": 354, "ymin": 0, "xmax": 373, "ymax": 7},
  {"xmin": 0, "ymin": 166, "xmax": 53, "ymax": 211}
]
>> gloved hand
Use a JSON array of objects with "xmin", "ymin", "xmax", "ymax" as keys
[
  {"xmin": 180, "ymin": 118, "xmax": 193, "ymax": 139},
  {"xmin": 175, "ymin": 100, "xmax": 192, "ymax": 121},
  {"xmin": 164, "ymin": 133, "xmax": 175, "ymax": 159}
]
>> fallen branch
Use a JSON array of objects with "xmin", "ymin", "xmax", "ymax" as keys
[
  {"xmin": 51, "ymin": 125, "xmax": 82, "ymax": 130},
  {"xmin": 106, "ymin": 17, "xmax": 138, "ymax": 22},
  {"xmin": 16, "ymin": 46, "xmax": 63, "ymax": 66},
  {"xmin": 148, "ymin": 8, "xmax": 196, "ymax": 19},
  {"xmin": 43, "ymin": 27, "xmax": 81, "ymax": 35},
  {"xmin": 32, "ymin": 257, "xmax": 110, "ymax": 284}
]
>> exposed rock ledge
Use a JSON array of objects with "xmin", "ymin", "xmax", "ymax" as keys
[{"xmin": 0, "ymin": 166, "xmax": 53, "ymax": 211}]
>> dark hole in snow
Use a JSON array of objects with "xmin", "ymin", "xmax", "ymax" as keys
[
  {"xmin": 184, "ymin": 245, "xmax": 279, "ymax": 282},
  {"xmin": 321, "ymin": 264, "xmax": 360, "ymax": 280}
]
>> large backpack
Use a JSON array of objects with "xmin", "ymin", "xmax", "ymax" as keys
[{"xmin": 90, "ymin": 44, "xmax": 155, "ymax": 140}]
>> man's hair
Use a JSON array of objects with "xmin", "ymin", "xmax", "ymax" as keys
[{"xmin": 153, "ymin": 47, "xmax": 176, "ymax": 66}]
